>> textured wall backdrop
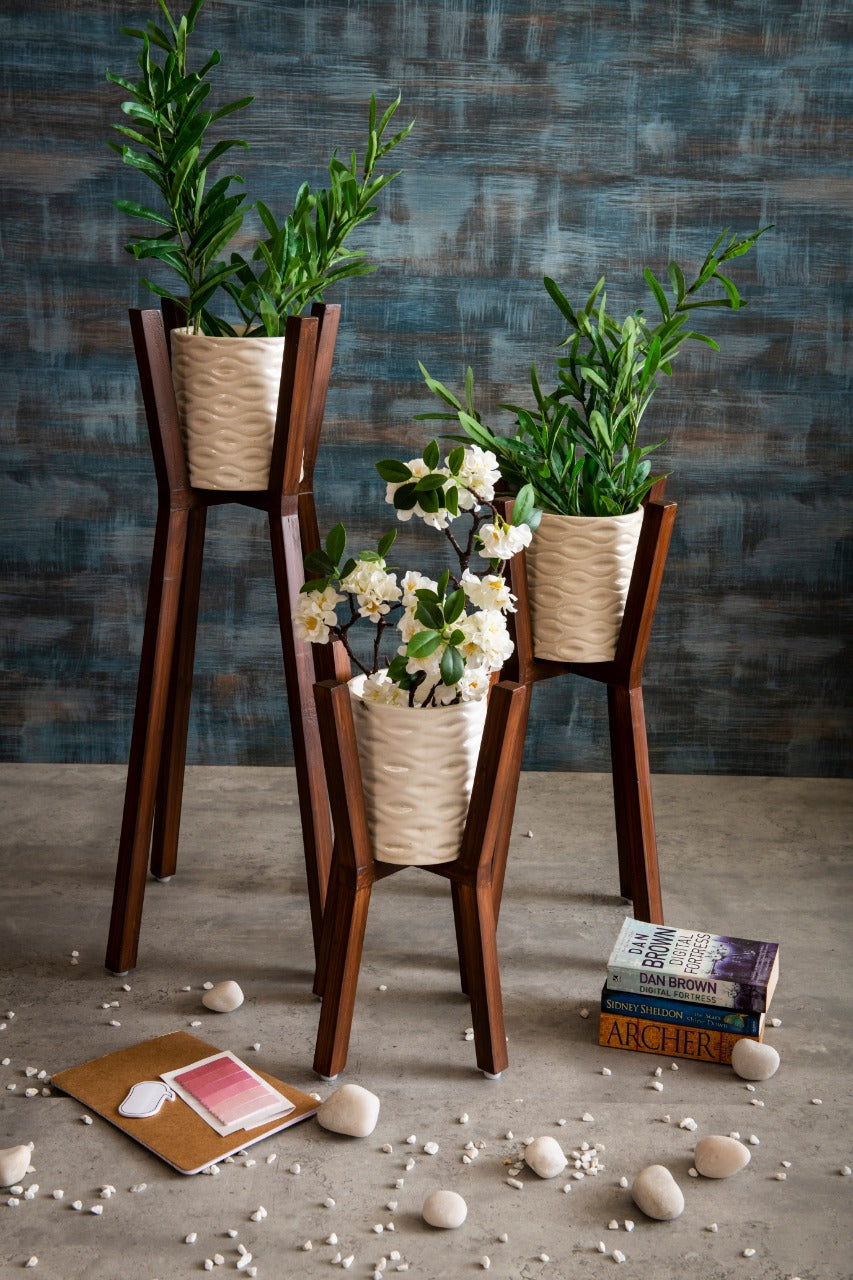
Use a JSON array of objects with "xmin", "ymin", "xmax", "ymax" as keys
[{"xmin": 1, "ymin": 0, "xmax": 850, "ymax": 774}]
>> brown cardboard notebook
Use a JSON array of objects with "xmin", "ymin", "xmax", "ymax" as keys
[{"xmin": 52, "ymin": 1031, "xmax": 319, "ymax": 1175}]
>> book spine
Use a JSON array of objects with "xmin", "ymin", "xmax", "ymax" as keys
[
  {"xmin": 600, "ymin": 988, "xmax": 763, "ymax": 1036},
  {"xmin": 598, "ymin": 1013, "xmax": 756, "ymax": 1064},
  {"xmin": 606, "ymin": 964, "xmax": 768, "ymax": 1012}
]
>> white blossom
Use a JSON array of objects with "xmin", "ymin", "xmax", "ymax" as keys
[
  {"xmin": 340, "ymin": 559, "xmax": 401, "ymax": 622},
  {"xmin": 478, "ymin": 519, "xmax": 533, "ymax": 561},
  {"xmin": 454, "ymin": 446, "xmax": 501, "ymax": 510},
  {"xmin": 385, "ymin": 457, "xmax": 452, "ymax": 530},
  {"xmin": 399, "ymin": 570, "xmax": 438, "ymax": 607},
  {"xmin": 461, "ymin": 570, "xmax": 516, "ymax": 613},
  {"xmin": 292, "ymin": 585, "xmax": 343, "ymax": 645},
  {"xmin": 458, "ymin": 609, "xmax": 514, "ymax": 671}
]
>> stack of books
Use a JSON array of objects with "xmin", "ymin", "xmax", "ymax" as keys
[{"xmin": 599, "ymin": 917, "xmax": 780, "ymax": 1065}]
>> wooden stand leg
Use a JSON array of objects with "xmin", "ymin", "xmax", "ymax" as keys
[
  {"xmin": 451, "ymin": 882, "xmax": 471, "ymax": 996},
  {"xmin": 608, "ymin": 683, "xmax": 663, "ymax": 923},
  {"xmin": 312, "ymin": 864, "xmax": 372, "ymax": 1079},
  {"xmin": 105, "ymin": 507, "xmax": 189, "ymax": 974},
  {"xmin": 150, "ymin": 503, "xmax": 206, "ymax": 880},
  {"xmin": 453, "ymin": 881, "xmax": 508, "ymax": 1076}
]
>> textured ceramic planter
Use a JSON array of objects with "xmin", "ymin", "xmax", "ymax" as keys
[
  {"xmin": 170, "ymin": 327, "xmax": 286, "ymax": 489},
  {"xmin": 348, "ymin": 675, "xmax": 489, "ymax": 865},
  {"xmin": 525, "ymin": 508, "xmax": 644, "ymax": 663}
]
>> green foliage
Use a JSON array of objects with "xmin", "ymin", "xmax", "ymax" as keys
[
  {"xmin": 419, "ymin": 227, "xmax": 772, "ymax": 516},
  {"xmin": 107, "ymin": 0, "xmax": 412, "ymax": 334}
]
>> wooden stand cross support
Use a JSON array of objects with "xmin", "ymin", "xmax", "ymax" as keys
[
  {"xmin": 500, "ymin": 486, "xmax": 677, "ymax": 924},
  {"xmin": 105, "ymin": 303, "xmax": 348, "ymax": 976},
  {"xmin": 311, "ymin": 679, "xmax": 530, "ymax": 1080}
]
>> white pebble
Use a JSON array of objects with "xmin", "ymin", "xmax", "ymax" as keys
[
  {"xmin": 109, "ymin": 1020, "xmax": 121, "ymax": 1028},
  {"xmin": 325, "ymin": 1233, "xmax": 338, "ymax": 1245},
  {"xmin": 323, "ymin": 1197, "xmax": 336, "ymax": 1209},
  {"xmin": 706, "ymin": 1223, "xmax": 719, "ymax": 1232},
  {"xmin": 601, "ymin": 1067, "xmax": 611, "ymax": 1076},
  {"xmin": 743, "ymin": 1247, "xmax": 756, "ymax": 1257},
  {"xmin": 506, "ymin": 1178, "xmax": 524, "ymax": 1190},
  {"xmin": 184, "ymin": 1233, "xmax": 197, "ymax": 1244},
  {"xmin": 301, "ymin": 1241, "xmax": 312, "ymax": 1251},
  {"xmin": 619, "ymin": 1176, "xmax": 629, "ymax": 1188},
  {"xmin": 202, "ymin": 981, "xmax": 214, "ymax": 990},
  {"xmin": 422, "ymin": 1189, "xmax": 467, "ymax": 1229},
  {"xmin": 650, "ymin": 1081, "xmax": 663, "ymax": 1092},
  {"xmin": 480, "ymin": 1257, "xmax": 491, "ymax": 1270},
  {"xmin": 6, "ymin": 1197, "xmax": 19, "ymax": 1207},
  {"xmin": 130, "ymin": 1183, "xmax": 147, "ymax": 1193},
  {"xmin": 608, "ymin": 1219, "xmax": 619, "ymax": 1230},
  {"xmin": 423, "ymin": 1142, "xmax": 439, "ymax": 1155},
  {"xmin": 497, "ymin": 1233, "xmax": 508, "ymax": 1243},
  {"xmin": 378, "ymin": 984, "xmax": 387, "ymax": 991},
  {"xmin": 252, "ymin": 1043, "xmax": 261, "ymax": 1052},
  {"xmin": 386, "ymin": 1201, "xmax": 398, "ymax": 1211},
  {"xmin": 748, "ymin": 1135, "xmax": 761, "ymax": 1146},
  {"xmin": 688, "ymin": 1167, "xmax": 699, "ymax": 1177},
  {"xmin": 597, "ymin": 1242, "xmax": 607, "ymax": 1253},
  {"xmin": 266, "ymin": 1152, "xmax": 277, "ymax": 1164},
  {"xmin": 811, "ymin": 1098, "xmax": 822, "ymax": 1105},
  {"xmin": 189, "ymin": 1020, "xmax": 202, "ymax": 1028},
  {"xmin": 731, "ymin": 1040, "xmax": 780, "ymax": 1081},
  {"xmin": 694, "ymin": 1136, "xmax": 751, "ymax": 1179},
  {"xmin": 381, "ymin": 1144, "xmax": 393, "ymax": 1154},
  {"xmin": 404, "ymin": 1158, "xmax": 415, "ymax": 1171},
  {"xmin": 121, "ymin": 983, "xmax": 131, "ymax": 991},
  {"xmin": 52, "ymin": 1190, "xmax": 64, "ymax": 1200},
  {"xmin": 770, "ymin": 1017, "xmax": 781, "ymax": 1027},
  {"xmin": 775, "ymin": 1171, "xmax": 787, "ymax": 1180},
  {"xmin": 81, "ymin": 1115, "xmax": 93, "ymax": 1125},
  {"xmin": 579, "ymin": 1008, "xmax": 590, "ymax": 1019},
  {"xmin": 317, "ymin": 1084, "xmax": 380, "ymax": 1138},
  {"xmin": 613, "ymin": 1250, "xmax": 626, "ymax": 1263},
  {"xmin": 624, "ymin": 1220, "xmax": 635, "ymax": 1232},
  {"xmin": 25, "ymin": 1258, "xmax": 38, "ymax": 1268},
  {"xmin": 202, "ymin": 980, "xmax": 244, "ymax": 1012},
  {"xmin": 214, "ymin": 1255, "xmax": 225, "ymax": 1265},
  {"xmin": 631, "ymin": 1165, "xmax": 684, "ymax": 1220},
  {"xmin": 243, "ymin": 1159, "xmax": 256, "ymax": 1168},
  {"xmin": 373, "ymin": 1224, "xmax": 384, "ymax": 1234},
  {"xmin": 458, "ymin": 1113, "xmax": 468, "ymax": 1124},
  {"xmin": 236, "ymin": 1254, "xmax": 253, "ymax": 1272},
  {"xmin": 670, "ymin": 1062, "xmax": 679, "ymax": 1070},
  {"xmin": 289, "ymin": 1162, "xmax": 301, "ymax": 1174},
  {"xmin": 781, "ymin": 1160, "xmax": 792, "ymax": 1168},
  {"xmin": 89, "ymin": 1204, "xmax": 103, "ymax": 1214},
  {"xmin": 406, "ymin": 1135, "xmax": 417, "ymax": 1145},
  {"xmin": 203, "ymin": 1262, "xmax": 214, "ymax": 1273},
  {"xmin": 556, "ymin": 1118, "xmax": 566, "ymax": 1126},
  {"xmin": 679, "ymin": 1118, "xmax": 698, "ymax": 1131},
  {"xmin": 525, "ymin": 1137, "xmax": 567, "ymax": 1179},
  {"xmin": 840, "ymin": 1166, "xmax": 852, "ymax": 1176},
  {"xmin": 70, "ymin": 1200, "xmax": 83, "ymax": 1211},
  {"xmin": 581, "ymin": 1113, "xmax": 595, "ymax": 1123},
  {"xmin": 341, "ymin": 1257, "xmax": 354, "ymax": 1270},
  {"xmin": 504, "ymin": 1130, "xmax": 513, "ymax": 1140}
]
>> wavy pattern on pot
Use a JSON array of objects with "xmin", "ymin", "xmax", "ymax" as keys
[
  {"xmin": 526, "ymin": 508, "xmax": 644, "ymax": 663},
  {"xmin": 170, "ymin": 328, "xmax": 286, "ymax": 490},
  {"xmin": 348, "ymin": 674, "xmax": 489, "ymax": 865}
]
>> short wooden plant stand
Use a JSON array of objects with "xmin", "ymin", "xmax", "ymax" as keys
[
  {"xmin": 105, "ymin": 302, "xmax": 347, "ymax": 976},
  {"xmin": 500, "ymin": 487, "xmax": 677, "ymax": 924},
  {"xmin": 310, "ymin": 678, "xmax": 530, "ymax": 1080}
]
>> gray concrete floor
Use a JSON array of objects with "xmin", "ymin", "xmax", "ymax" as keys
[{"xmin": 1, "ymin": 765, "xmax": 851, "ymax": 1279}]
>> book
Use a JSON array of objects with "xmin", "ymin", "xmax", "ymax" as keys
[
  {"xmin": 598, "ymin": 1011, "xmax": 757, "ymax": 1065},
  {"xmin": 600, "ymin": 983, "xmax": 765, "ymax": 1038},
  {"xmin": 606, "ymin": 917, "xmax": 780, "ymax": 1012},
  {"xmin": 52, "ymin": 1031, "xmax": 319, "ymax": 1175}
]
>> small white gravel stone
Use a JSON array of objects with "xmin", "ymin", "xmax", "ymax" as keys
[
  {"xmin": 748, "ymin": 1135, "xmax": 761, "ymax": 1146},
  {"xmin": 317, "ymin": 1084, "xmax": 380, "ymax": 1138},
  {"xmin": 423, "ymin": 1142, "xmax": 439, "ymax": 1155},
  {"xmin": 289, "ymin": 1162, "xmax": 301, "ymax": 1174},
  {"xmin": 458, "ymin": 1113, "xmax": 468, "ymax": 1124},
  {"xmin": 581, "ymin": 1113, "xmax": 595, "ymax": 1123},
  {"xmin": 840, "ymin": 1166, "xmax": 852, "ymax": 1176},
  {"xmin": 597, "ymin": 1242, "xmax": 607, "ymax": 1253},
  {"xmin": 524, "ymin": 1137, "xmax": 567, "ymax": 1179},
  {"xmin": 731, "ymin": 1039, "xmax": 780, "ymax": 1081},
  {"xmin": 694, "ymin": 1135, "xmax": 752, "ymax": 1179},
  {"xmin": 422, "ymin": 1189, "xmax": 467, "ymax": 1229},
  {"xmin": 579, "ymin": 1008, "xmax": 590, "ymax": 1019},
  {"xmin": 506, "ymin": 1178, "xmax": 524, "ymax": 1190},
  {"xmin": 706, "ymin": 1223, "xmax": 719, "ymax": 1232},
  {"xmin": 811, "ymin": 1098, "xmax": 822, "ymax": 1105},
  {"xmin": 650, "ymin": 1081, "xmax": 663, "ymax": 1091},
  {"xmin": 743, "ymin": 1247, "xmax": 756, "ymax": 1257},
  {"xmin": 52, "ymin": 1190, "xmax": 64, "ymax": 1200},
  {"xmin": 25, "ymin": 1258, "xmax": 38, "ymax": 1268},
  {"xmin": 81, "ymin": 1115, "xmax": 93, "ymax": 1125},
  {"xmin": 601, "ymin": 1067, "xmax": 611, "ymax": 1076},
  {"xmin": 480, "ymin": 1257, "xmax": 490, "ymax": 1269},
  {"xmin": 89, "ymin": 1204, "xmax": 103, "ymax": 1215},
  {"xmin": 608, "ymin": 1219, "xmax": 619, "ymax": 1230},
  {"xmin": 613, "ymin": 1250, "xmax": 626, "ymax": 1263},
  {"xmin": 624, "ymin": 1220, "xmax": 635, "ymax": 1232},
  {"xmin": 184, "ymin": 1233, "xmax": 197, "ymax": 1244},
  {"xmin": 301, "ymin": 1241, "xmax": 312, "ymax": 1251},
  {"xmin": 769, "ymin": 1016, "xmax": 782, "ymax": 1027},
  {"xmin": 631, "ymin": 1165, "xmax": 685, "ymax": 1220}
]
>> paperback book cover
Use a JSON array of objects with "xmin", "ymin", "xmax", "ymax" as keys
[
  {"xmin": 598, "ymin": 1012, "xmax": 756, "ymax": 1064},
  {"xmin": 600, "ymin": 984, "xmax": 765, "ymax": 1038},
  {"xmin": 606, "ymin": 917, "xmax": 780, "ymax": 1012}
]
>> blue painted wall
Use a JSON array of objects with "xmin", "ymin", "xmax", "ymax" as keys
[{"xmin": 1, "ymin": 0, "xmax": 850, "ymax": 774}]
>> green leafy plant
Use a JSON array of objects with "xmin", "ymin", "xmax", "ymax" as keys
[
  {"xmin": 107, "ymin": 0, "xmax": 413, "ymax": 334},
  {"xmin": 419, "ymin": 226, "xmax": 772, "ymax": 516}
]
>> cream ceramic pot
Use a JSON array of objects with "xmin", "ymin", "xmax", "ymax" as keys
[
  {"xmin": 348, "ymin": 674, "xmax": 489, "ymax": 865},
  {"xmin": 170, "ymin": 327, "xmax": 286, "ymax": 489},
  {"xmin": 525, "ymin": 507, "xmax": 644, "ymax": 663}
]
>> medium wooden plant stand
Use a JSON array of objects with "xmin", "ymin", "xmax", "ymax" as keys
[
  {"xmin": 310, "ymin": 678, "xmax": 530, "ymax": 1080},
  {"xmin": 500, "ymin": 486, "xmax": 677, "ymax": 924},
  {"xmin": 105, "ymin": 302, "xmax": 347, "ymax": 976}
]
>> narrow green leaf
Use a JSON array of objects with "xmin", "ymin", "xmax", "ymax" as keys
[
  {"xmin": 324, "ymin": 522, "xmax": 346, "ymax": 567},
  {"xmin": 377, "ymin": 528, "xmax": 397, "ymax": 558},
  {"xmin": 644, "ymin": 267, "xmax": 671, "ymax": 320}
]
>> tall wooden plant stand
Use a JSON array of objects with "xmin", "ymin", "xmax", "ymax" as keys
[
  {"xmin": 311, "ymin": 679, "xmax": 530, "ymax": 1080},
  {"xmin": 105, "ymin": 303, "xmax": 348, "ymax": 976},
  {"xmin": 501, "ymin": 488, "xmax": 677, "ymax": 924}
]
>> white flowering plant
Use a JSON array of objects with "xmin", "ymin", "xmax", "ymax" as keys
[{"xmin": 293, "ymin": 439, "xmax": 540, "ymax": 708}]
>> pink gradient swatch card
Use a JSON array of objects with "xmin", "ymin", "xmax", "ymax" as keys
[{"xmin": 162, "ymin": 1051, "xmax": 294, "ymax": 1137}]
